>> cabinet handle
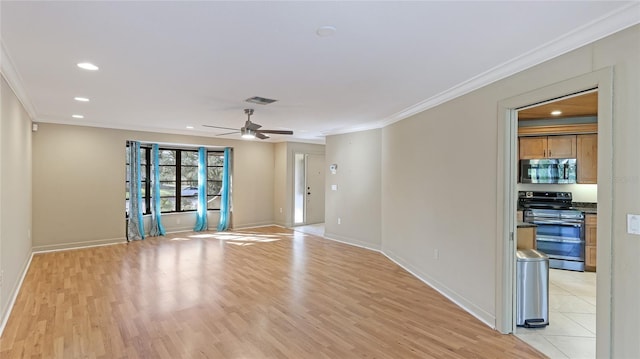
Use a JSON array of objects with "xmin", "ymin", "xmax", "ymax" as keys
[{"xmin": 544, "ymin": 149, "xmax": 546, "ymax": 157}]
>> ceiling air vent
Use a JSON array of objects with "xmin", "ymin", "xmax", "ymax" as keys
[{"xmin": 245, "ymin": 96, "xmax": 277, "ymax": 105}]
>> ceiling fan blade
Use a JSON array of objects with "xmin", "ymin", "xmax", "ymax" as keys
[
  {"xmin": 215, "ymin": 131, "xmax": 240, "ymax": 136},
  {"xmin": 245, "ymin": 120, "xmax": 262, "ymax": 131},
  {"xmin": 256, "ymin": 133, "xmax": 269, "ymax": 140},
  {"xmin": 203, "ymin": 124, "xmax": 238, "ymax": 131},
  {"xmin": 256, "ymin": 130, "xmax": 294, "ymax": 135}
]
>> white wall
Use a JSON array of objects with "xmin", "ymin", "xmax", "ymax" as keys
[
  {"xmin": 31, "ymin": 123, "xmax": 276, "ymax": 251},
  {"xmin": 325, "ymin": 129, "xmax": 381, "ymax": 250},
  {"xmin": 326, "ymin": 24, "xmax": 640, "ymax": 356},
  {"xmin": 0, "ymin": 75, "xmax": 32, "ymax": 331}
]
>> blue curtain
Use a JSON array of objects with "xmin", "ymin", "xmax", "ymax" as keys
[
  {"xmin": 127, "ymin": 141, "xmax": 145, "ymax": 241},
  {"xmin": 194, "ymin": 147, "xmax": 208, "ymax": 231},
  {"xmin": 217, "ymin": 147, "xmax": 231, "ymax": 231},
  {"xmin": 149, "ymin": 144, "xmax": 166, "ymax": 236}
]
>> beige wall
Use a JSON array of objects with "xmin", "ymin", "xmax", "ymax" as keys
[
  {"xmin": 273, "ymin": 142, "xmax": 288, "ymax": 226},
  {"xmin": 327, "ymin": 25, "xmax": 640, "ymax": 356},
  {"xmin": 0, "ymin": 75, "xmax": 32, "ymax": 329},
  {"xmin": 325, "ymin": 129, "xmax": 381, "ymax": 249},
  {"xmin": 32, "ymin": 123, "xmax": 276, "ymax": 250}
]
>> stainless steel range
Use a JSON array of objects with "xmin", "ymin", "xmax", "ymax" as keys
[{"xmin": 519, "ymin": 191, "xmax": 585, "ymax": 271}]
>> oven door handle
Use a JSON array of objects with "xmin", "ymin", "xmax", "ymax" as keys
[
  {"xmin": 530, "ymin": 220, "xmax": 583, "ymax": 226},
  {"xmin": 537, "ymin": 237, "xmax": 584, "ymax": 244}
]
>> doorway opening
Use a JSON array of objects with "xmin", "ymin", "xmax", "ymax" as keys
[
  {"xmin": 514, "ymin": 90, "xmax": 598, "ymax": 358},
  {"xmin": 293, "ymin": 153, "xmax": 326, "ymax": 226},
  {"xmin": 497, "ymin": 67, "xmax": 613, "ymax": 359}
]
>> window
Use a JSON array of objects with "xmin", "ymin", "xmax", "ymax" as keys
[
  {"xmin": 125, "ymin": 145, "xmax": 151, "ymax": 216},
  {"xmin": 207, "ymin": 152, "xmax": 224, "ymax": 210},
  {"xmin": 126, "ymin": 145, "xmax": 225, "ymax": 215}
]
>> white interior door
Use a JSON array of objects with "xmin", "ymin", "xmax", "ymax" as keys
[{"xmin": 305, "ymin": 154, "xmax": 325, "ymax": 224}]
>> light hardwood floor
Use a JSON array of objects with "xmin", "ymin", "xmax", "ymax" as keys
[{"xmin": 0, "ymin": 226, "xmax": 544, "ymax": 358}]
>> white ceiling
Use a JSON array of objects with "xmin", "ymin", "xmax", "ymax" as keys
[{"xmin": 1, "ymin": 1, "xmax": 638, "ymax": 143}]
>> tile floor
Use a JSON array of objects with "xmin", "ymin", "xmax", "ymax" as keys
[
  {"xmin": 516, "ymin": 268, "xmax": 597, "ymax": 359},
  {"xmin": 292, "ymin": 222, "xmax": 325, "ymax": 237}
]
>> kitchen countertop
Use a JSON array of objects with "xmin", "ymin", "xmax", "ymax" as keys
[
  {"xmin": 517, "ymin": 222, "xmax": 537, "ymax": 228},
  {"xmin": 572, "ymin": 202, "xmax": 597, "ymax": 214}
]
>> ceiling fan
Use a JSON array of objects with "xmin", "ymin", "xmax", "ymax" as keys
[{"xmin": 203, "ymin": 109, "xmax": 294, "ymax": 139}]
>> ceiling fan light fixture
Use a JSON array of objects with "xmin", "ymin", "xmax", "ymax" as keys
[{"xmin": 241, "ymin": 128, "xmax": 256, "ymax": 139}]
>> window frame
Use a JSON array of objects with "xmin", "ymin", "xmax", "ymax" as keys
[{"xmin": 126, "ymin": 145, "xmax": 226, "ymax": 215}]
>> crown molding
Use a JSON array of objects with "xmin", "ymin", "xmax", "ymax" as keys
[
  {"xmin": 0, "ymin": 40, "xmax": 38, "ymax": 120},
  {"xmin": 376, "ymin": 2, "xmax": 640, "ymax": 129}
]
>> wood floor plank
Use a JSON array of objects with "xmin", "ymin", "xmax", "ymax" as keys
[{"xmin": 0, "ymin": 226, "xmax": 545, "ymax": 358}]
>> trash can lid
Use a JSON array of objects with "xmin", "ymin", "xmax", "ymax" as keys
[{"xmin": 516, "ymin": 249, "xmax": 549, "ymax": 261}]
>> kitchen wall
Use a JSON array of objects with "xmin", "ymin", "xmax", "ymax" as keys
[
  {"xmin": 0, "ymin": 75, "xmax": 32, "ymax": 331},
  {"xmin": 326, "ymin": 24, "xmax": 639, "ymax": 357},
  {"xmin": 325, "ymin": 129, "xmax": 381, "ymax": 249},
  {"xmin": 517, "ymin": 183, "xmax": 597, "ymax": 202},
  {"xmin": 32, "ymin": 123, "xmax": 276, "ymax": 251}
]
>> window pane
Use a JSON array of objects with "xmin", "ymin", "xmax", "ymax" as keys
[
  {"xmin": 140, "ymin": 148, "xmax": 147, "ymax": 165},
  {"xmin": 207, "ymin": 181, "xmax": 222, "ymax": 195},
  {"xmin": 161, "ymin": 197, "xmax": 176, "ymax": 212},
  {"xmin": 181, "ymin": 197, "xmax": 197, "ymax": 211},
  {"xmin": 180, "ymin": 183, "xmax": 198, "ymax": 196},
  {"xmin": 159, "ymin": 150, "xmax": 176, "ymax": 165},
  {"xmin": 181, "ymin": 166, "xmax": 198, "ymax": 181},
  {"xmin": 208, "ymin": 154, "xmax": 224, "ymax": 166},
  {"xmin": 125, "ymin": 181, "xmax": 130, "ymax": 199},
  {"xmin": 182, "ymin": 151, "xmax": 198, "ymax": 166},
  {"xmin": 207, "ymin": 196, "xmax": 221, "ymax": 210},
  {"xmin": 159, "ymin": 166, "xmax": 176, "ymax": 181},
  {"xmin": 140, "ymin": 165, "xmax": 147, "ymax": 180},
  {"xmin": 160, "ymin": 182, "xmax": 176, "ymax": 197},
  {"xmin": 207, "ymin": 167, "xmax": 222, "ymax": 180}
]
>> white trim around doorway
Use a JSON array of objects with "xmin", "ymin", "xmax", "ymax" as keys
[{"xmin": 495, "ymin": 67, "xmax": 614, "ymax": 358}]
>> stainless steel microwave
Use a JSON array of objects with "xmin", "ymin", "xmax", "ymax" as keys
[{"xmin": 520, "ymin": 159, "xmax": 577, "ymax": 184}]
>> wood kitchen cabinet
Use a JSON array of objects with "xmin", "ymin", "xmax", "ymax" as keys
[
  {"xmin": 585, "ymin": 213, "xmax": 597, "ymax": 271},
  {"xmin": 577, "ymin": 134, "xmax": 598, "ymax": 184},
  {"xmin": 517, "ymin": 226, "xmax": 536, "ymax": 250},
  {"xmin": 519, "ymin": 135, "xmax": 577, "ymax": 159},
  {"xmin": 519, "ymin": 135, "xmax": 577, "ymax": 160}
]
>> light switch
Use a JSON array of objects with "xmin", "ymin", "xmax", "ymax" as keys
[
  {"xmin": 331, "ymin": 184, "xmax": 337, "ymax": 191},
  {"xmin": 627, "ymin": 214, "xmax": 640, "ymax": 235}
]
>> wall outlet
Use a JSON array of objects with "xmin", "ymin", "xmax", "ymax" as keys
[
  {"xmin": 337, "ymin": 217, "xmax": 341, "ymax": 225},
  {"xmin": 434, "ymin": 249, "xmax": 439, "ymax": 260},
  {"xmin": 279, "ymin": 207, "xmax": 283, "ymax": 213},
  {"xmin": 331, "ymin": 184, "xmax": 338, "ymax": 191}
]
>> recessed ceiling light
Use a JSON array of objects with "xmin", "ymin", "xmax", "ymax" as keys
[
  {"xmin": 316, "ymin": 25, "xmax": 337, "ymax": 37},
  {"xmin": 551, "ymin": 110, "xmax": 562, "ymax": 116},
  {"xmin": 72, "ymin": 114, "xmax": 84, "ymax": 119},
  {"xmin": 74, "ymin": 97, "xmax": 90, "ymax": 102},
  {"xmin": 77, "ymin": 62, "xmax": 99, "ymax": 71},
  {"xmin": 186, "ymin": 125, "xmax": 194, "ymax": 129}
]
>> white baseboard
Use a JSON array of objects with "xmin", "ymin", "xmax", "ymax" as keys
[
  {"xmin": 323, "ymin": 232, "xmax": 382, "ymax": 252},
  {"xmin": 382, "ymin": 248, "xmax": 495, "ymax": 329},
  {"xmin": 32, "ymin": 237, "xmax": 125, "ymax": 253},
  {"xmin": 0, "ymin": 251, "xmax": 33, "ymax": 337}
]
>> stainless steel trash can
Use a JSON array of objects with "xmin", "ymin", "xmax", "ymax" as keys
[{"xmin": 516, "ymin": 249, "xmax": 549, "ymax": 328}]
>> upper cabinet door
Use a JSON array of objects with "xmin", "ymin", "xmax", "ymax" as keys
[
  {"xmin": 577, "ymin": 134, "xmax": 598, "ymax": 183},
  {"xmin": 547, "ymin": 135, "xmax": 577, "ymax": 158},
  {"xmin": 519, "ymin": 137, "xmax": 548, "ymax": 159}
]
